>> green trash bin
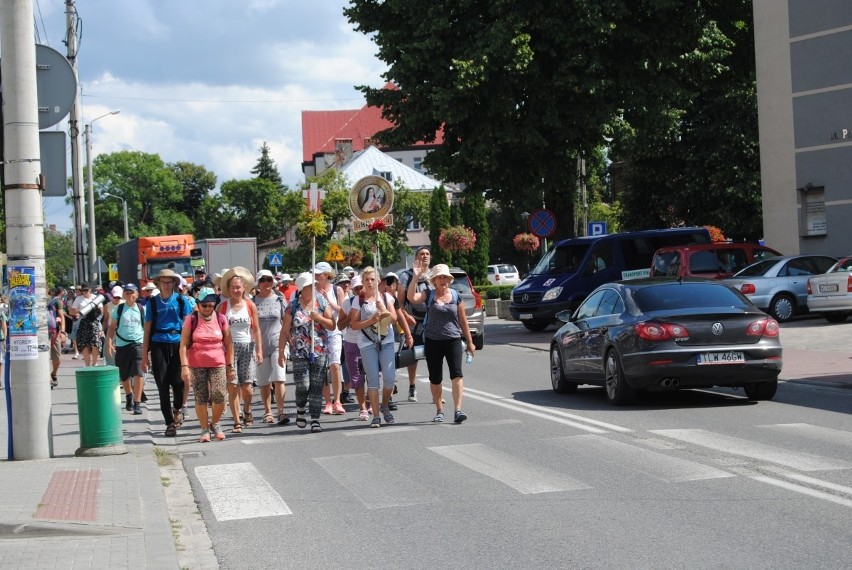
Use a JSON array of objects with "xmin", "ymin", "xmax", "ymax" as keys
[{"xmin": 75, "ymin": 366, "xmax": 128, "ymax": 457}]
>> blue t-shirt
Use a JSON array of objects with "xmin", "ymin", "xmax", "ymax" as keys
[{"xmin": 145, "ymin": 293, "xmax": 192, "ymax": 344}]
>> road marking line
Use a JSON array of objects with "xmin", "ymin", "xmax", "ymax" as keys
[
  {"xmin": 242, "ymin": 434, "xmax": 323, "ymax": 445},
  {"xmin": 195, "ymin": 462, "xmax": 291, "ymax": 521},
  {"xmin": 552, "ymin": 435, "xmax": 734, "ymax": 482},
  {"xmin": 440, "ymin": 418, "xmax": 522, "ymax": 428},
  {"xmin": 758, "ymin": 423, "xmax": 852, "ymax": 447},
  {"xmin": 650, "ymin": 429, "xmax": 852, "ymax": 472},
  {"xmin": 428, "ymin": 443, "xmax": 591, "ymax": 494},
  {"xmin": 747, "ymin": 474, "xmax": 852, "ymax": 509},
  {"xmin": 344, "ymin": 426, "xmax": 419, "ymax": 437},
  {"xmin": 313, "ymin": 453, "xmax": 437, "ymax": 509}
]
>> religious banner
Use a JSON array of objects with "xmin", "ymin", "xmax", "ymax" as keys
[{"xmin": 349, "ymin": 175, "xmax": 394, "ymax": 231}]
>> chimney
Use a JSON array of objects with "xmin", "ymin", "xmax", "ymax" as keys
[
  {"xmin": 364, "ymin": 137, "xmax": 375, "ymax": 148},
  {"xmin": 335, "ymin": 138, "xmax": 353, "ymax": 166}
]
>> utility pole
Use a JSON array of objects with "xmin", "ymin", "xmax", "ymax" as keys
[
  {"xmin": 1, "ymin": 0, "xmax": 54, "ymax": 460},
  {"xmin": 65, "ymin": 0, "xmax": 87, "ymax": 285}
]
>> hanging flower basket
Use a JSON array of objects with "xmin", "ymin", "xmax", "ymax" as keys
[
  {"xmin": 439, "ymin": 226, "xmax": 477, "ymax": 253},
  {"xmin": 704, "ymin": 225, "xmax": 726, "ymax": 243},
  {"xmin": 513, "ymin": 233, "xmax": 540, "ymax": 253}
]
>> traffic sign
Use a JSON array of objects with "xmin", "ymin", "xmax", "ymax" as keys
[
  {"xmin": 528, "ymin": 209, "xmax": 557, "ymax": 238},
  {"xmin": 267, "ymin": 252, "xmax": 283, "ymax": 267},
  {"xmin": 325, "ymin": 243, "xmax": 345, "ymax": 263},
  {"xmin": 588, "ymin": 222, "xmax": 607, "ymax": 236},
  {"xmin": 108, "ymin": 263, "xmax": 119, "ymax": 281}
]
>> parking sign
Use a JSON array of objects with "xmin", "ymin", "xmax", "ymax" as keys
[{"xmin": 588, "ymin": 222, "xmax": 607, "ymax": 236}]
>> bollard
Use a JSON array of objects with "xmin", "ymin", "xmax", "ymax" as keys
[{"xmin": 74, "ymin": 366, "xmax": 128, "ymax": 457}]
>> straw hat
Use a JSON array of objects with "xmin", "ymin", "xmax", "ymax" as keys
[
  {"xmin": 429, "ymin": 264, "xmax": 454, "ymax": 285},
  {"xmin": 220, "ymin": 266, "xmax": 255, "ymax": 292},
  {"xmin": 153, "ymin": 269, "xmax": 181, "ymax": 287}
]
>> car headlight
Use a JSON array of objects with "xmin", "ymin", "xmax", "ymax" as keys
[{"xmin": 542, "ymin": 287, "xmax": 563, "ymax": 302}]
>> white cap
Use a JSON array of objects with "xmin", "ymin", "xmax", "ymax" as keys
[
  {"xmin": 110, "ymin": 285, "xmax": 123, "ymax": 298},
  {"xmin": 143, "ymin": 282, "xmax": 157, "ymax": 291},
  {"xmin": 256, "ymin": 269, "xmax": 274, "ymax": 281},
  {"xmin": 313, "ymin": 262, "xmax": 334, "ymax": 275},
  {"xmin": 295, "ymin": 272, "xmax": 315, "ymax": 291},
  {"xmin": 279, "ymin": 273, "xmax": 292, "ymax": 282}
]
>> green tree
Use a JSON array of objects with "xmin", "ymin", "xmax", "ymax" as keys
[
  {"xmin": 459, "ymin": 191, "xmax": 489, "ymax": 282},
  {"xmin": 251, "ymin": 142, "xmax": 283, "ymax": 188},
  {"xmin": 429, "ymin": 186, "xmax": 451, "ymax": 265},
  {"xmin": 217, "ymin": 178, "xmax": 293, "ymax": 243},
  {"xmin": 45, "ymin": 230, "xmax": 75, "ymax": 286},
  {"xmin": 170, "ymin": 161, "xmax": 217, "ymax": 226}
]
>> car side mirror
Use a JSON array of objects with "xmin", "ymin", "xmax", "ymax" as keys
[{"xmin": 555, "ymin": 309, "xmax": 573, "ymax": 323}]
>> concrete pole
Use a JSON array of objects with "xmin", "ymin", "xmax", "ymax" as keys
[
  {"xmin": 1, "ymin": 0, "xmax": 54, "ymax": 460},
  {"xmin": 65, "ymin": 0, "xmax": 87, "ymax": 284},
  {"xmin": 85, "ymin": 123, "xmax": 97, "ymax": 284}
]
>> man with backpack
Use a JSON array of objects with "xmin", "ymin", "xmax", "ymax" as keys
[
  {"xmin": 142, "ymin": 269, "xmax": 193, "ymax": 437},
  {"xmin": 107, "ymin": 283, "xmax": 146, "ymax": 415},
  {"xmin": 397, "ymin": 246, "xmax": 433, "ymax": 402}
]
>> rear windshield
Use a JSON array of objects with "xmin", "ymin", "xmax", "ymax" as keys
[
  {"xmin": 734, "ymin": 258, "xmax": 778, "ymax": 277},
  {"xmin": 531, "ymin": 244, "xmax": 590, "ymax": 275},
  {"xmin": 496, "ymin": 264, "xmax": 517, "ymax": 274},
  {"xmin": 652, "ymin": 251, "xmax": 682, "ymax": 277},
  {"xmin": 450, "ymin": 275, "xmax": 473, "ymax": 295},
  {"xmin": 632, "ymin": 283, "xmax": 749, "ymax": 312}
]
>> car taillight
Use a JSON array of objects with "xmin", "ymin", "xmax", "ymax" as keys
[
  {"xmin": 635, "ymin": 322, "xmax": 689, "ymax": 341},
  {"xmin": 740, "ymin": 283, "xmax": 756, "ymax": 295},
  {"xmin": 495, "ymin": 274, "xmax": 500, "ymax": 281},
  {"xmin": 473, "ymin": 290, "xmax": 482, "ymax": 309},
  {"xmin": 807, "ymin": 279, "xmax": 812, "ymax": 295},
  {"xmin": 746, "ymin": 318, "xmax": 780, "ymax": 337},
  {"xmin": 848, "ymin": 276, "xmax": 852, "ymax": 293}
]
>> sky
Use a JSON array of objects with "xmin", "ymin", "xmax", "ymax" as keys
[{"xmin": 27, "ymin": 0, "xmax": 387, "ymax": 232}]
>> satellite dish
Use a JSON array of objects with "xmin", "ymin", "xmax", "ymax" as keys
[{"xmin": 35, "ymin": 44, "xmax": 77, "ymax": 129}]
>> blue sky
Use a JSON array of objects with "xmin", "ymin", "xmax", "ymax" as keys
[{"xmin": 28, "ymin": 0, "xmax": 386, "ymax": 232}]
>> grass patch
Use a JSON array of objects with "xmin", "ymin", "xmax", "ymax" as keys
[
  {"xmin": 154, "ymin": 446, "xmax": 175, "ymax": 467},
  {"xmin": 161, "ymin": 476, "xmax": 171, "ymax": 488}
]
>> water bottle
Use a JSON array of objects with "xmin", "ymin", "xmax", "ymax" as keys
[{"xmin": 465, "ymin": 351, "xmax": 473, "ymax": 365}]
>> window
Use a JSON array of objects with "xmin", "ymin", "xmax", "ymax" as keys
[
  {"xmin": 595, "ymin": 289, "xmax": 624, "ymax": 316},
  {"xmin": 405, "ymin": 214, "xmax": 422, "ymax": 231},
  {"xmin": 575, "ymin": 290, "xmax": 606, "ymax": 320},
  {"xmin": 413, "ymin": 156, "xmax": 424, "ymax": 173},
  {"xmin": 633, "ymin": 283, "xmax": 748, "ymax": 312}
]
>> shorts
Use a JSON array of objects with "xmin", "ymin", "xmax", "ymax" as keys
[
  {"xmin": 256, "ymin": 348, "xmax": 286, "ymax": 387},
  {"xmin": 50, "ymin": 333, "xmax": 62, "ymax": 360},
  {"xmin": 115, "ymin": 343, "xmax": 143, "ymax": 381},
  {"xmin": 231, "ymin": 341, "xmax": 257, "ymax": 386},
  {"xmin": 326, "ymin": 333, "xmax": 342, "ymax": 366},
  {"xmin": 424, "ymin": 337, "xmax": 464, "ymax": 384}
]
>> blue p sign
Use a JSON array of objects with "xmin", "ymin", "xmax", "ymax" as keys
[{"xmin": 588, "ymin": 222, "xmax": 607, "ymax": 236}]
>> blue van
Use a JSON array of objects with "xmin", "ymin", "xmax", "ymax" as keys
[{"xmin": 510, "ymin": 227, "xmax": 711, "ymax": 330}]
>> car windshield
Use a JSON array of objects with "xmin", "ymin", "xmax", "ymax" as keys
[
  {"xmin": 530, "ymin": 244, "xmax": 590, "ymax": 275},
  {"xmin": 631, "ymin": 283, "xmax": 750, "ymax": 312},
  {"xmin": 450, "ymin": 274, "xmax": 473, "ymax": 295},
  {"xmin": 733, "ymin": 258, "xmax": 779, "ymax": 277},
  {"xmin": 148, "ymin": 259, "xmax": 194, "ymax": 277}
]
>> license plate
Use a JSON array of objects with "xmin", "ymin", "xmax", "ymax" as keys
[
  {"xmin": 520, "ymin": 313, "xmax": 533, "ymax": 320},
  {"xmin": 697, "ymin": 352, "xmax": 745, "ymax": 365},
  {"xmin": 819, "ymin": 283, "xmax": 839, "ymax": 293}
]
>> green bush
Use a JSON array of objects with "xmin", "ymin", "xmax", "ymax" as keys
[
  {"xmin": 485, "ymin": 287, "xmax": 501, "ymax": 299},
  {"xmin": 500, "ymin": 287, "xmax": 512, "ymax": 300}
]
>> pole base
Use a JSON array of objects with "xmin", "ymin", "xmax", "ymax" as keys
[{"xmin": 75, "ymin": 444, "xmax": 128, "ymax": 457}]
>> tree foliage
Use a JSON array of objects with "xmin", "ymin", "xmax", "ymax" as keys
[
  {"xmin": 45, "ymin": 230, "xmax": 75, "ymax": 286},
  {"xmin": 428, "ymin": 186, "xmax": 451, "ymax": 265},
  {"xmin": 251, "ymin": 141, "xmax": 283, "ymax": 188},
  {"xmin": 459, "ymin": 191, "xmax": 489, "ymax": 282},
  {"xmin": 170, "ymin": 161, "xmax": 217, "ymax": 226}
]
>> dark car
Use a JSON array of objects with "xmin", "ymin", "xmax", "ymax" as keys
[
  {"xmin": 549, "ymin": 279, "xmax": 782, "ymax": 405},
  {"xmin": 449, "ymin": 267, "xmax": 485, "ymax": 350}
]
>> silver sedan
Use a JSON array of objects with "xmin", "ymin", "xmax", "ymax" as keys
[
  {"xmin": 724, "ymin": 255, "xmax": 836, "ymax": 322},
  {"xmin": 806, "ymin": 256, "xmax": 852, "ymax": 322}
]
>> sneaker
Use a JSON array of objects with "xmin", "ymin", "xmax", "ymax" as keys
[
  {"xmin": 125, "ymin": 394, "xmax": 133, "ymax": 411},
  {"xmin": 72, "ymin": 353, "xmax": 80, "ymax": 360},
  {"xmin": 408, "ymin": 385, "xmax": 417, "ymax": 402},
  {"xmin": 381, "ymin": 407, "xmax": 395, "ymax": 424},
  {"xmin": 132, "ymin": 403, "xmax": 143, "ymax": 415},
  {"xmin": 332, "ymin": 401, "xmax": 345, "ymax": 415},
  {"xmin": 433, "ymin": 411, "xmax": 445, "ymax": 423},
  {"xmin": 358, "ymin": 409, "xmax": 370, "ymax": 421},
  {"xmin": 388, "ymin": 399, "xmax": 398, "ymax": 411},
  {"xmin": 211, "ymin": 423, "xmax": 225, "ymax": 441},
  {"xmin": 454, "ymin": 410, "xmax": 467, "ymax": 424},
  {"xmin": 342, "ymin": 391, "xmax": 356, "ymax": 404},
  {"xmin": 370, "ymin": 416, "xmax": 381, "ymax": 428},
  {"xmin": 322, "ymin": 402, "xmax": 333, "ymax": 415},
  {"xmin": 392, "ymin": 384, "xmax": 398, "ymax": 395},
  {"xmin": 199, "ymin": 430, "xmax": 211, "ymax": 443}
]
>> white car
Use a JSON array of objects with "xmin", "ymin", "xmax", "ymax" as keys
[
  {"xmin": 487, "ymin": 264, "xmax": 520, "ymax": 286},
  {"xmin": 806, "ymin": 256, "xmax": 852, "ymax": 322}
]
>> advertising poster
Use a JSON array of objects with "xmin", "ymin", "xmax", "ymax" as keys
[{"xmin": 7, "ymin": 266, "xmax": 38, "ymax": 360}]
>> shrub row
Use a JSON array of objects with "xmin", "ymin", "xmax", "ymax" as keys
[{"xmin": 475, "ymin": 285, "xmax": 514, "ymax": 300}]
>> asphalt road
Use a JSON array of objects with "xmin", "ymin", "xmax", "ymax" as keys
[{"xmin": 175, "ymin": 316, "xmax": 852, "ymax": 569}]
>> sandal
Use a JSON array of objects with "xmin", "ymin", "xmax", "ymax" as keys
[
  {"xmin": 173, "ymin": 409, "xmax": 183, "ymax": 428},
  {"xmin": 164, "ymin": 423, "xmax": 177, "ymax": 437},
  {"xmin": 381, "ymin": 407, "xmax": 395, "ymax": 425},
  {"xmin": 244, "ymin": 410, "xmax": 253, "ymax": 427},
  {"xmin": 310, "ymin": 420, "xmax": 323, "ymax": 433},
  {"xmin": 433, "ymin": 412, "xmax": 445, "ymax": 423},
  {"xmin": 50, "ymin": 373, "xmax": 58, "ymax": 387},
  {"xmin": 232, "ymin": 423, "xmax": 243, "ymax": 433},
  {"xmin": 277, "ymin": 413, "xmax": 291, "ymax": 425},
  {"xmin": 262, "ymin": 413, "xmax": 275, "ymax": 424},
  {"xmin": 370, "ymin": 417, "xmax": 381, "ymax": 428},
  {"xmin": 295, "ymin": 413, "xmax": 307, "ymax": 429}
]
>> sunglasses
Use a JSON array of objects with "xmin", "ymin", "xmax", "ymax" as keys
[
  {"xmin": 199, "ymin": 303, "xmax": 216, "ymax": 309},
  {"xmin": 259, "ymin": 277, "xmax": 274, "ymax": 283}
]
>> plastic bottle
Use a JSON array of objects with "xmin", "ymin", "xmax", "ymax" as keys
[{"xmin": 465, "ymin": 351, "xmax": 473, "ymax": 365}]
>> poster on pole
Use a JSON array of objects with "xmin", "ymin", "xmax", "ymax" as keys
[{"xmin": 7, "ymin": 266, "xmax": 38, "ymax": 360}]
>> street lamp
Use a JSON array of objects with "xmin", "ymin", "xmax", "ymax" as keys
[
  {"xmin": 85, "ymin": 110, "xmax": 120, "ymax": 284},
  {"xmin": 103, "ymin": 192, "xmax": 129, "ymax": 242}
]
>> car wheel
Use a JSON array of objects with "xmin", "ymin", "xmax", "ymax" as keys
[
  {"xmin": 743, "ymin": 379, "xmax": 778, "ymax": 401},
  {"xmin": 550, "ymin": 344, "xmax": 577, "ymax": 394},
  {"xmin": 824, "ymin": 312, "xmax": 849, "ymax": 323},
  {"xmin": 604, "ymin": 349, "xmax": 637, "ymax": 405},
  {"xmin": 769, "ymin": 293, "xmax": 796, "ymax": 322},
  {"xmin": 522, "ymin": 320, "xmax": 550, "ymax": 332},
  {"xmin": 473, "ymin": 332, "xmax": 484, "ymax": 350}
]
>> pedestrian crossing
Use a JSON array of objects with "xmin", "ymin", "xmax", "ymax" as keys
[{"xmin": 192, "ymin": 421, "xmax": 852, "ymax": 521}]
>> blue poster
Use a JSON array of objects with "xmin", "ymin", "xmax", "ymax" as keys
[{"xmin": 7, "ymin": 266, "xmax": 38, "ymax": 360}]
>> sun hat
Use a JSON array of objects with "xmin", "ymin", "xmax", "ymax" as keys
[
  {"xmin": 313, "ymin": 261, "xmax": 334, "ymax": 276},
  {"xmin": 350, "ymin": 275, "xmax": 362, "ymax": 289},
  {"xmin": 220, "ymin": 266, "xmax": 254, "ymax": 291},
  {"xmin": 295, "ymin": 272, "xmax": 315, "ymax": 292},
  {"xmin": 256, "ymin": 269, "xmax": 275, "ymax": 281},
  {"xmin": 142, "ymin": 282, "xmax": 157, "ymax": 291},
  {"xmin": 212, "ymin": 271, "xmax": 225, "ymax": 289},
  {"xmin": 384, "ymin": 271, "xmax": 398, "ymax": 282},
  {"xmin": 111, "ymin": 285, "xmax": 123, "ymax": 298},
  {"xmin": 279, "ymin": 273, "xmax": 293, "ymax": 282},
  {"xmin": 153, "ymin": 269, "xmax": 181, "ymax": 287},
  {"xmin": 336, "ymin": 273, "xmax": 351, "ymax": 284},
  {"xmin": 429, "ymin": 264, "xmax": 454, "ymax": 284},
  {"xmin": 123, "ymin": 283, "xmax": 138, "ymax": 292}
]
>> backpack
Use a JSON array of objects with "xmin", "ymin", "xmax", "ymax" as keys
[
  {"xmin": 421, "ymin": 288, "xmax": 460, "ymax": 342},
  {"xmin": 187, "ymin": 311, "xmax": 227, "ymax": 350},
  {"xmin": 289, "ymin": 291, "xmax": 327, "ymax": 319},
  {"xmin": 148, "ymin": 293, "xmax": 187, "ymax": 335},
  {"xmin": 219, "ymin": 298, "xmax": 258, "ymax": 328},
  {"xmin": 355, "ymin": 292, "xmax": 393, "ymax": 344},
  {"xmin": 401, "ymin": 269, "xmax": 431, "ymax": 320},
  {"xmin": 115, "ymin": 302, "xmax": 145, "ymax": 343}
]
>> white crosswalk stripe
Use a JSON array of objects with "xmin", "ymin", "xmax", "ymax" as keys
[
  {"xmin": 758, "ymin": 423, "xmax": 852, "ymax": 447},
  {"xmin": 429, "ymin": 443, "xmax": 591, "ymax": 494},
  {"xmin": 195, "ymin": 462, "xmax": 292, "ymax": 521}
]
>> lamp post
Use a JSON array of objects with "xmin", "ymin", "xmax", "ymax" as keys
[
  {"xmin": 103, "ymin": 192, "xmax": 129, "ymax": 242},
  {"xmin": 85, "ymin": 109, "xmax": 120, "ymax": 284}
]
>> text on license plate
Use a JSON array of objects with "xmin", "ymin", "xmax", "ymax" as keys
[
  {"xmin": 819, "ymin": 283, "xmax": 839, "ymax": 293},
  {"xmin": 697, "ymin": 352, "xmax": 745, "ymax": 365},
  {"xmin": 520, "ymin": 313, "xmax": 533, "ymax": 320}
]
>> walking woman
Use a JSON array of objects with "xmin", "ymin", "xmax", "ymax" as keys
[
  {"xmin": 406, "ymin": 263, "xmax": 475, "ymax": 423},
  {"xmin": 180, "ymin": 290, "xmax": 234, "ymax": 442},
  {"xmin": 338, "ymin": 275, "xmax": 369, "ymax": 419},
  {"xmin": 218, "ymin": 267, "xmax": 262, "ymax": 432},
  {"xmin": 278, "ymin": 272, "xmax": 334, "ymax": 433},
  {"xmin": 69, "ymin": 282, "xmax": 105, "ymax": 367},
  {"xmin": 349, "ymin": 267, "xmax": 406, "ymax": 428}
]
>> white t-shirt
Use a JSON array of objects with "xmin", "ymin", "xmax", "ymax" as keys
[{"xmin": 223, "ymin": 300, "xmax": 252, "ymax": 344}]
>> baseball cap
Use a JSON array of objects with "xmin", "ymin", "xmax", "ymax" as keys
[
  {"xmin": 111, "ymin": 285, "xmax": 123, "ymax": 298},
  {"xmin": 123, "ymin": 283, "xmax": 139, "ymax": 292},
  {"xmin": 256, "ymin": 269, "xmax": 275, "ymax": 281},
  {"xmin": 384, "ymin": 271, "xmax": 398, "ymax": 282},
  {"xmin": 350, "ymin": 275, "xmax": 362, "ymax": 289},
  {"xmin": 313, "ymin": 262, "xmax": 334, "ymax": 275}
]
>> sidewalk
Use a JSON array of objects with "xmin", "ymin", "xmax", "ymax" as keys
[{"xmin": 0, "ymin": 354, "xmax": 212, "ymax": 569}]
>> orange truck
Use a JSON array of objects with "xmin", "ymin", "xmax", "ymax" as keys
[{"xmin": 116, "ymin": 234, "xmax": 195, "ymax": 286}]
